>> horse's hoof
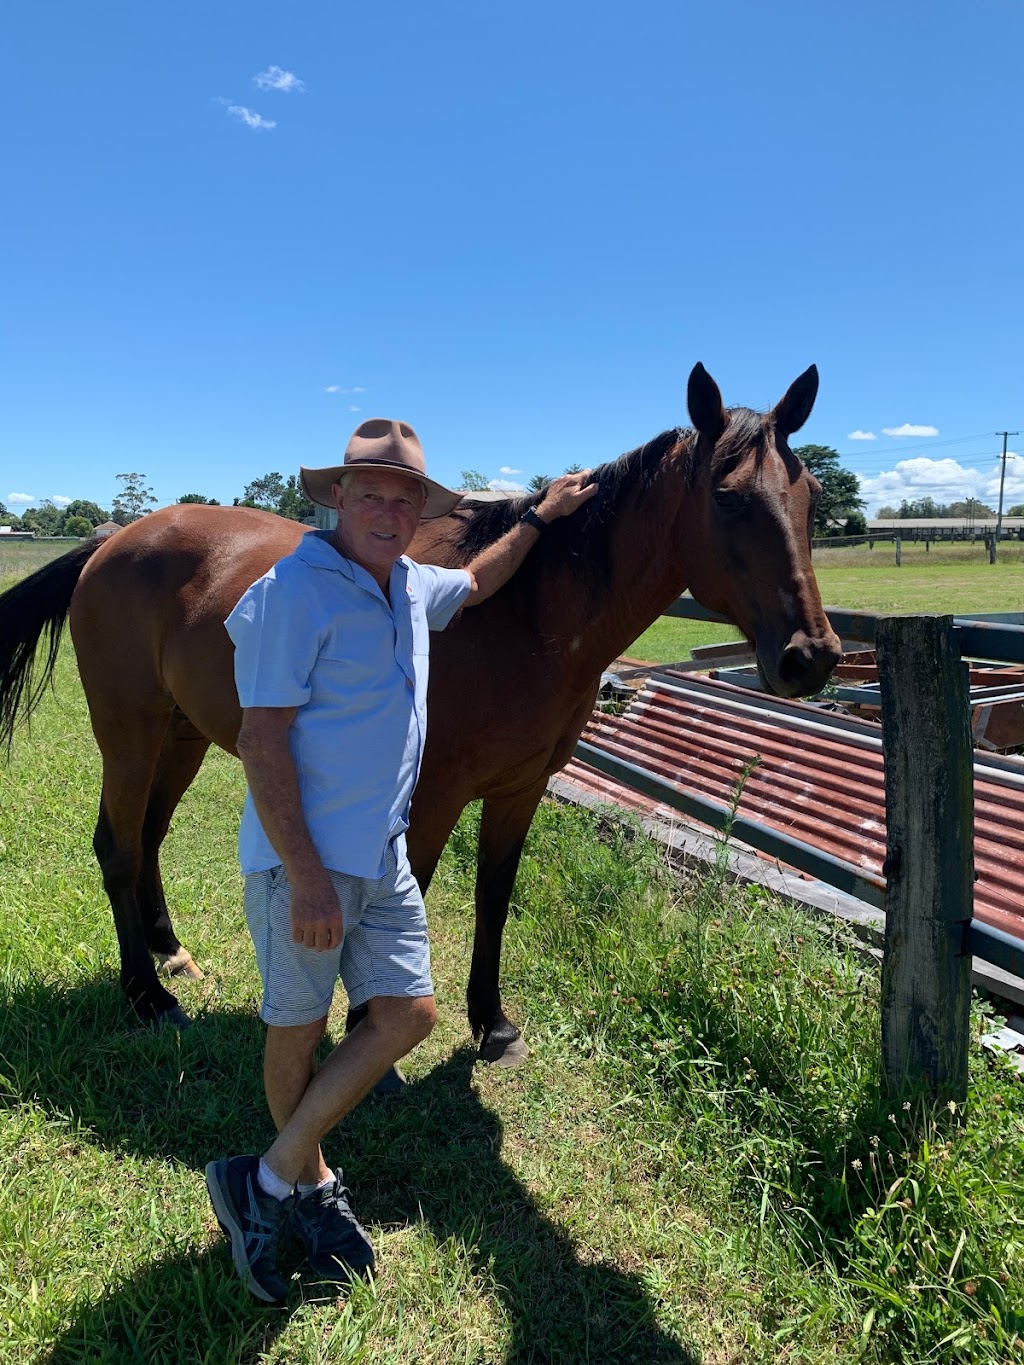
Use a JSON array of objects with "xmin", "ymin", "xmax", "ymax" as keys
[
  {"xmin": 372, "ymin": 1066, "xmax": 406, "ymax": 1095},
  {"xmin": 157, "ymin": 949, "xmax": 205, "ymax": 981},
  {"xmin": 478, "ymin": 1035, "xmax": 530, "ymax": 1067},
  {"xmin": 156, "ymin": 1004, "xmax": 192, "ymax": 1031}
]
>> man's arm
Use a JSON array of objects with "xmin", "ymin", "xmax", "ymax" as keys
[
  {"xmin": 462, "ymin": 470, "xmax": 597, "ymax": 607},
  {"xmin": 236, "ymin": 707, "xmax": 342, "ymax": 952}
]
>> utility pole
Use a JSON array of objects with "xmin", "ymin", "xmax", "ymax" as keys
[{"xmin": 994, "ymin": 431, "xmax": 1020, "ymax": 562}]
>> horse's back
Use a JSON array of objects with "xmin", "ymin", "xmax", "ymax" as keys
[{"xmin": 70, "ymin": 505, "xmax": 305, "ymax": 750}]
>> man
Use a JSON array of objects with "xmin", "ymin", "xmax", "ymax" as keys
[{"xmin": 205, "ymin": 417, "xmax": 595, "ymax": 1304}]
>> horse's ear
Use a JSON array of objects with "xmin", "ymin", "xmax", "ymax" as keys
[
  {"xmin": 687, "ymin": 363, "xmax": 727, "ymax": 443},
  {"xmin": 773, "ymin": 365, "xmax": 819, "ymax": 438}
]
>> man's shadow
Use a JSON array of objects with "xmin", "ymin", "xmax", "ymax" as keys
[{"xmin": 4, "ymin": 980, "xmax": 697, "ymax": 1363}]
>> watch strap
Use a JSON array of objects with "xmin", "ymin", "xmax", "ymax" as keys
[{"xmin": 520, "ymin": 506, "xmax": 549, "ymax": 532}]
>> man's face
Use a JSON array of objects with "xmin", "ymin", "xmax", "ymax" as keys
[{"xmin": 331, "ymin": 469, "xmax": 426, "ymax": 581}]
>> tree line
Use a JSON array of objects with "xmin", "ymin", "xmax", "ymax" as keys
[
  {"xmin": 20, "ymin": 451, "xmax": 1014, "ymax": 542},
  {"xmin": 0, "ymin": 471, "xmax": 316, "ymax": 537},
  {"xmin": 875, "ymin": 496, "xmax": 1024, "ymax": 519}
]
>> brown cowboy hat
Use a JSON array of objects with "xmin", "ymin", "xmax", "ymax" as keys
[{"xmin": 300, "ymin": 418, "xmax": 463, "ymax": 519}]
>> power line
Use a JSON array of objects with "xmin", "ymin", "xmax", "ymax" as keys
[{"xmin": 837, "ymin": 431, "xmax": 993, "ymax": 460}]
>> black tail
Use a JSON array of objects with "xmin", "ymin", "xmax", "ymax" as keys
[{"xmin": 0, "ymin": 540, "xmax": 104, "ymax": 754}]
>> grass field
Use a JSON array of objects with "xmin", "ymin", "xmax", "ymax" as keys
[{"xmin": 0, "ymin": 550, "xmax": 1023, "ymax": 1362}]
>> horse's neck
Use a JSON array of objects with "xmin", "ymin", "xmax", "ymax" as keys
[{"xmin": 543, "ymin": 469, "xmax": 690, "ymax": 683}]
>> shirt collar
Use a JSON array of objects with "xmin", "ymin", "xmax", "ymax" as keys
[{"xmin": 294, "ymin": 531, "xmax": 411, "ymax": 605}]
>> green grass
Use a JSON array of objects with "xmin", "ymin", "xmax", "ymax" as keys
[
  {"xmin": 0, "ymin": 647, "xmax": 1022, "ymax": 1363},
  {"xmin": 0, "ymin": 537, "xmax": 74, "ymax": 585}
]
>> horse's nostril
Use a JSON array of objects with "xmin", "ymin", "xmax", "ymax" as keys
[{"xmin": 778, "ymin": 644, "xmax": 809, "ymax": 685}]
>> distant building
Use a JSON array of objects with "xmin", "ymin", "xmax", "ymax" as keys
[{"xmin": 94, "ymin": 521, "xmax": 121, "ymax": 538}]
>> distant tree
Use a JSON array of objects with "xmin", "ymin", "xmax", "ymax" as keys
[
  {"xmin": 277, "ymin": 474, "xmax": 314, "ymax": 522},
  {"xmin": 457, "ymin": 470, "xmax": 490, "ymax": 492},
  {"xmin": 178, "ymin": 492, "xmax": 220, "ymax": 505},
  {"xmin": 1007, "ymin": 503, "xmax": 1024, "ymax": 517},
  {"xmin": 793, "ymin": 446, "xmax": 865, "ymax": 536},
  {"xmin": 843, "ymin": 511, "xmax": 868, "ymax": 536},
  {"xmin": 0, "ymin": 500, "xmax": 6, "ymax": 516},
  {"xmin": 242, "ymin": 472, "xmax": 286, "ymax": 510},
  {"xmin": 20, "ymin": 501, "xmax": 65, "ymax": 536},
  {"xmin": 896, "ymin": 496, "xmax": 945, "ymax": 519},
  {"xmin": 564, "ymin": 463, "xmax": 582, "ymax": 475},
  {"xmin": 64, "ymin": 515, "xmax": 94, "ymax": 538},
  {"xmin": 947, "ymin": 499, "xmax": 995, "ymax": 519},
  {"xmin": 527, "ymin": 474, "xmax": 551, "ymax": 492},
  {"xmin": 63, "ymin": 498, "xmax": 109, "ymax": 527},
  {"xmin": 112, "ymin": 472, "xmax": 157, "ymax": 525}
]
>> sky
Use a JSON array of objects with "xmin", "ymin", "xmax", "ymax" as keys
[{"xmin": 3, "ymin": 1, "xmax": 1023, "ymax": 519}]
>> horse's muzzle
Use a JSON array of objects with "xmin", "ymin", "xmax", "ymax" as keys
[{"xmin": 763, "ymin": 628, "xmax": 843, "ymax": 699}]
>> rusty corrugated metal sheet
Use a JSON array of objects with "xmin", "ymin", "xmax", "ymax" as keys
[{"xmin": 558, "ymin": 672, "xmax": 1024, "ymax": 943}]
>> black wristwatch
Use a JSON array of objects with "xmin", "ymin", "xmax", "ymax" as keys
[{"xmin": 520, "ymin": 506, "xmax": 549, "ymax": 532}]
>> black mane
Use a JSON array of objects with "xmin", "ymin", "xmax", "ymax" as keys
[
  {"xmin": 447, "ymin": 427, "xmax": 689, "ymax": 600},
  {"xmin": 710, "ymin": 407, "xmax": 770, "ymax": 477}
]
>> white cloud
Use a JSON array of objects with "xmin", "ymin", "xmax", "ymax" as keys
[
  {"xmin": 51, "ymin": 495, "xmax": 72, "ymax": 506},
  {"xmin": 324, "ymin": 385, "xmax": 340, "ymax": 394},
  {"xmin": 499, "ymin": 465, "xmax": 522, "ymax": 475},
  {"xmin": 858, "ymin": 456, "xmax": 1023, "ymax": 514},
  {"xmin": 225, "ymin": 103, "xmax": 276, "ymax": 130},
  {"xmin": 254, "ymin": 66, "xmax": 305, "ymax": 94},
  {"xmin": 325, "ymin": 385, "xmax": 365, "ymax": 395},
  {"xmin": 348, "ymin": 405, "xmax": 361, "ymax": 412},
  {"xmin": 847, "ymin": 430, "xmax": 876, "ymax": 441},
  {"xmin": 881, "ymin": 423, "xmax": 939, "ymax": 438},
  {"xmin": 7, "ymin": 492, "xmax": 34, "ymax": 504},
  {"xmin": 488, "ymin": 478, "xmax": 525, "ymax": 492}
]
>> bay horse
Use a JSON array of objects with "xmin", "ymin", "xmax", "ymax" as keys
[{"xmin": 0, "ymin": 364, "xmax": 841, "ymax": 1062}]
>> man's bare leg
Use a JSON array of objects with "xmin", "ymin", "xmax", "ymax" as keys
[
  {"xmin": 264, "ymin": 1016, "xmax": 331, "ymax": 1187},
  {"xmin": 262, "ymin": 994, "xmax": 436, "ymax": 1186}
]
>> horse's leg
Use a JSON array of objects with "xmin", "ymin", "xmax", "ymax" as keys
[
  {"xmin": 92, "ymin": 705, "xmax": 189, "ymax": 1026},
  {"xmin": 470, "ymin": 783, "xmax": 547, "ymax": 1065},
  {"xmin": 140, "ymin": 714, "xmax": 211, "ymax": 980}
]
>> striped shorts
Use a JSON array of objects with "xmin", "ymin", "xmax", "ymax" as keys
[{"xmin": 242, "ymin": 839, "xmax": 433, "ymax": 1027}]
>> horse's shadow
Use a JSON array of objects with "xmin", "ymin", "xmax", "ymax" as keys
[{"xmin": 2, "ymin": 979, "xmax": 697, "ymax": 1363}]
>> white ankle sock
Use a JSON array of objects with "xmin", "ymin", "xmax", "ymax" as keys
[
  {"xmin": 297, "ymin": 1172, "xmax": 334, "ymax": 1196},
  {"xmin": 257, "ymin": 1157, "xmax": 294, "ymax": 1202}
]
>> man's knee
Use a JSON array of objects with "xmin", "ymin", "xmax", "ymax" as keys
[
  {"xmin": 367, "ymin": 994, "xmax": 437, "ymax": 1052},
  {"xmin": 266, "ymin": 1014, "xmax": 328, "ymax": 1067}
]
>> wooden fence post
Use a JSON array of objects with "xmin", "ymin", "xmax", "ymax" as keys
[{"xmin": 876, "ymin": 615, "xmax": 974, "ymax": 1101}]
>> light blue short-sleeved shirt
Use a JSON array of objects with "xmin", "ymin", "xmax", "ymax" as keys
[{"xmin": 225, "ymin": 530, "xmax": 471, "ymax": 879}]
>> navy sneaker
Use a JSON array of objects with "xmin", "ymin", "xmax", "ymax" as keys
[
  {"xmin": 293, "ymin": 1170, "xmax": 375, "ymax": 1286},
  {"xmin": 205, "ymin": 1155, "xmax": 296, "ymax": 1304}
]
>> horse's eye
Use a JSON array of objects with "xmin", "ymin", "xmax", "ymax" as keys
[{"xmin": 713, "ymin": 489, "xmax": 750, "ymax": 517}]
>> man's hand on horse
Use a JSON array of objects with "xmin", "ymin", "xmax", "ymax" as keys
[
  {"xmin": 535, "ymin": 469, "xmax": 598, "ymax": 522},
  {"xmin": 289, "ymin": 877, "xmax": 344, "ymax": 951}
]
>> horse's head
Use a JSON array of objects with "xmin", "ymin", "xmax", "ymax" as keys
[{"xmin": 681, "ymin": 363, "xmax": 842, "ymax": 698}]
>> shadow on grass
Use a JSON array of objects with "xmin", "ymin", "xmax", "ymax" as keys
[
  {"xmin": 47, "ymin": 1248, "xmax": 288, "ymax": 1365},
  {"xmin": 3, "ymin": 980, "xmax": 697, "ymax": 1363}
]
